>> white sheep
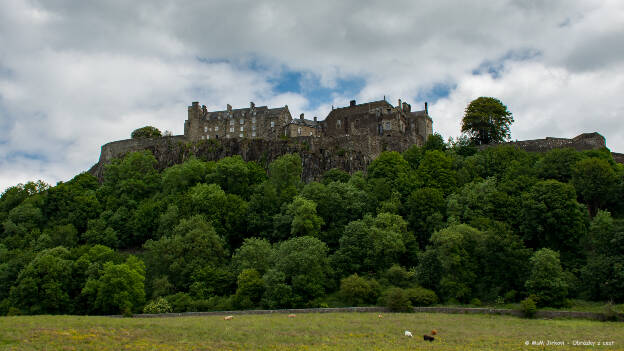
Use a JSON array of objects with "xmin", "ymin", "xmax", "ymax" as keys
[{"xmin": 404, "ymin": 330, "xmax": 413, "ymax": 337}]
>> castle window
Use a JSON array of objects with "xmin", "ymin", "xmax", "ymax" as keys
[
  {"xmin": 253, "ymin": 111, "xmax": 257, "ymax": 116},
  {"xmin": 204, "ymin": 126, "xmax": 208, "ymax": 132},
  {"xmin": 226, "ymin": 134, "xmax": 230, "ymax": 138},
  {"xmin": 309, "ymin": 131, "xmax": 313, "ymax": 136},
  {"xmin": 271, "ymin": 121, "xmax": 275, "ymax": 128},
  {"xmin": 201, "ymin": 135, "xmax": 205, "ymax": 140},
  {"xmin": 383, "ymin": 121, "xmax": 391, "ymax": 130},
  {"xmin": 206, "ymin": 135, "xmax": 210, "ymax": 140},
  {"xmin": 240, "ymin": 126, "xmax": 244, "ymax": 132},
  {"xmin": 298, "ymin": 127, "xmax": 301, "ymax": 135},
  {"xmin": 252, "ymin": 131, "xmax": 256, "ymax": 137},
  {"xmin": 215, "ymin": 126, "xmax": 219, "ymax": 131},
  {"xmin": 230, "ymin": 120, "xmax": 234, "ymax": 125},
  {"xmin": 337, "ymin": 119, "xmax": 341, "ymax": 128},
  {"xmin": 252, "ymin": 117, "xmax": 256, "ymax": 123},
  {"xmin": 252, "ymin": 125, "xmax": 256, "ymax": 131},
  {"xmin": 240, "ymin": 118, "xmax": 244, "ymax": 124},
  {"xmin": 239, "ymin": 133, "xmax": 243, "ymax": 138},
  {"xmin": 230, "ymin": 127, "xmax": 234, "ymax": 133}
]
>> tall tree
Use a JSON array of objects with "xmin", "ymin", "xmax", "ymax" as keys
[{"xmin": 461, "ymin": 97, "xmax": 514, "ymax": 145}]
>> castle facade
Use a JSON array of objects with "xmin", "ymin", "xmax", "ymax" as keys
[{"xmin": 184, "ymin": 98, "xmax": 433, "ymax": 145}]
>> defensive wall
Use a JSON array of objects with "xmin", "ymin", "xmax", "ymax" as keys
[{"xmin": 89, "ymin": 134, "xmax": 415, "ymax": 182}]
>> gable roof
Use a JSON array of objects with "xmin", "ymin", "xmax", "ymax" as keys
[{"xmin": 326, "ymin": 100, "xmax": 393, "ymax": 120}]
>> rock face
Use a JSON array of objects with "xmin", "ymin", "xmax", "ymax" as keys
[
  {"xmin": 89, "ymin": 134, "xmax": 416, "ymax": 182},
  {"xmin": 88, "ymin": 131, "xmax": 622, "ymax": 183}
]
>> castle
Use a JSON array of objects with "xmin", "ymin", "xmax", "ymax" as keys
[{"xmin": 184, "ymin": 98, "xmax": 432, "ymax": 145}]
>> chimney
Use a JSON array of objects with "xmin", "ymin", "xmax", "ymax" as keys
[
  {"xmin": 250, "ymin": 101, "xmax": 255, "ymax": 109},
  {"xmin": 425, "ymin": 102, "xmax": 428, "ymax": 115},
  {"xmin": 398, "ymin": 99, "xmax": 402, "ymax": 110},
  {"xmin": 350, "ymin": 100, "xmax": 356, "ymax": 107},
  {"xmin": 300, "ymin": 113, "xmax": 304, "ymax": 120},
  {"xmin": 227, "ymin": 104, "xmax": 232, "ymax": 112},
  {"xmin": 402, "ymin": 102, "xmax": 408, "ymax": 112},
  {"xmin": 192, "ymin": 101, "xmax": 199, "ymax": 108},
  {"xmin": 314, "ymin": 116, "xmax": 317, "ymax": 122}
]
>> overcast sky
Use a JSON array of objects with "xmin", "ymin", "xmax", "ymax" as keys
[{"xmin": 1, "ymin": 0, "xmax": 623, "ymax": 192}]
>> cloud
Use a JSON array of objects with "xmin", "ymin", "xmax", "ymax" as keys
[{"xmin": 0, "ymin": 0, "xmax": 623, "ymax": 192}]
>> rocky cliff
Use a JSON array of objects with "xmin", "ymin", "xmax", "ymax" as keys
[{"xmin": 88, "ymin": 134, "xmax": 415, "ymax": 182}]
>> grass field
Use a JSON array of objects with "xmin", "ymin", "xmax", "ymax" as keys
[{"xmin": 1, "ymin": 312, "xmax": 623, "ymax": 350}]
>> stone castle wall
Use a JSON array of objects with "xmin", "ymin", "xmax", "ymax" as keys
[
  {"xmin": 480, "ymin": 132, "xmax": 607, "ymax": 153},
  {"xmin": 89, "ymin": 134, "xmax": 415, "ymax": 182}
]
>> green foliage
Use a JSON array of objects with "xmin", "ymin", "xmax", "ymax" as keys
[
  {"xmin": 339, "ymin": 274, "xmax": 381, "ymax": 306},
  {"xmin": 380, "ymin": 287, "xmax": 412, "ymax": 312},
  {"xmin": 535, "ymin": 148, "xmax": 583, "ymax": 183},
  {"xmin": 405, "ymin": 187, "xmax": 446, "ymax": 249},
  {"xmin": 520, "ymin": 180, "xmax": 588, "ymax": 267},
  {"xmin": 405, "ymin": 287, "xmax": 438, "ymax": 306},
  {"xmin": 461, "ymin": 97, "xmax": 514, "ymax": 145},
  {"xmin": 233, "ymin": 269, "xmax": 265, "ymax": 309},
  {"xmin": 424, "ymin": 133, "xmax": 446, "ymax": 152},
  {"xmin": 572, "ymin": 157, "xmax": 619, "ymax": 216},
  {"xmin": 321, "ymin": 168, "xmax": 351, "ymax": 185},
  {"xmin": 417, "ymin": 150, "xmax": 456, "ymax": 195},
  {"xmin": 384, "ymin": 265, "xmax": 412, "ymax": 288},
  {"xmin": 520, "ymin": 296, "xmax": 537, "ymax": 318},
  {"xmin": 161, "ymin": 158, "xmax": 214, "ymax": 195},
  {"xmin": 525, "ymin": 249, "xmax": 568, "ymax": 307},
  {"xmin": 131, "ymin": 126, "xmax": 162, "ymax": 139},
  {"xmin": 81, "ymin": 256, "xmax": 146, "ymax": 315},
  {"xmin": 232, "ymin": 237, "xmax": 273, "ymax": 275},
  {"xmin": 289, "ymin": 196, "xmax": 324, "ymax": 237},
  {"xmin": 331, "ymin": 213, "xmax": 410, "ymax": 276},
  {"xmin": 143, "ymin": 297, "xmax": 173, "ymax": 314},
  {"xmin": 273, "ymin": 236, "xmax": 331, "ymax": 305}
]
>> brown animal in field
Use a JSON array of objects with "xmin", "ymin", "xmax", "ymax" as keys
[
  {"xmin": 223, "ymin": 315, "xmax": 233, "ymax": 320},
  {"xmin": 431, "ymin": 329, "xmax": 437, "ymax": 335},
  {"xmin": 423, "ymin": 335, "xmax": 435, "ymax": 342},
  {"xmin": 288, "ymin": 314, "xmax": 296, "ymax": 318},
  {"xmin": 378, "ymin": 314, "xmax": 383, "ymax": 318}
]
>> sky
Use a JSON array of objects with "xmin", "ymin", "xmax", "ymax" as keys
[{"xmin": 1, "ymin": 0, "xmax": 623, "ymax": 192}]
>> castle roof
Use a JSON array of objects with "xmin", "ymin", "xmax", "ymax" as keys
[
  {"xmin": 326, "ymin": 100, "xmax": 393, "ymax": 119},
  {"xmin": 289, "ymin": 118, "xmax": 318, "ymax": 127},
  {"xmin": 204, "ymin": 105, "xmax": 289, "ymax": 119}
]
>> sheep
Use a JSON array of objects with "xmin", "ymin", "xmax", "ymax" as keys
[
  {"xmin": 431, "ymin": 329, "xmax": 437, "ymax": 335},
  {"xmin": 288, "ymin": 314, "xmax": 296, "ymax": 318},
  {"xmin": 423, "ymin": 335, "xmax": 435, "ymax": 342},
  {"xmin": 378, "ymin": 314, "xmax": 383, "ymax": 318},
  {"xmin": 404, "ymin": 331, "xmax": 413, "ymax": 337},
  {"xmin": 223, "ymin": 315, "xmax": 233, "ymax": 320}
]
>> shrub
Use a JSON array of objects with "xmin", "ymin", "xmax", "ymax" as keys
[
  {"xmin": 504, "ymin": 290, "xmax": 517, "ymax": 303},
  {"xmin": 470, "ymin": 298, "xmax": 482, "ymax": 307},
  {"xmin": 6, "ymin": 307, "xmax": 21, "ymax": 316},
  {"xmin": 520, "ymin": 296, "xmax": 537, "ymax": 318},
  {"xmin": 380, "ymin": 287, "xmax": 412, "ymax": 312},
  {"xmin": 384, "ymin": 265, "xmax": 412, "ymax": 288},
  {"xmin": 143, "ymin": 297, "xmax": 173, "ymax": 314},
  {"xmin": 131, "ymin": 126, "xmax": 162, "ymax": 139},
  {"xmin": 405, "ymin": 287, "xmax": 438, "ymax": 306},
  {"xmin": 339, "ymin": 274, "xmax": 381, "ymax": 306},
  {"xmin": 525, "ymin": 248, "xmax": 568, "ymax": 307}
]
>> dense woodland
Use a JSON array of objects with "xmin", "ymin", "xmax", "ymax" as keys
[{"xmin": 1, "ymin": 134, "xmax": 623, "ymax": 316}]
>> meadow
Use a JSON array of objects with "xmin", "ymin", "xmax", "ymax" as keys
[{"xmin": 1, "ymin": 312, "xmax": 623, "ymax": 350}]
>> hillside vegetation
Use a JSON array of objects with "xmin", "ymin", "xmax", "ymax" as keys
[{"xmin": 1, "ymin": 135, "xmax": 623, "ymax": 316}]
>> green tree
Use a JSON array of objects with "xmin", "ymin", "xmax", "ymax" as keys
[
  {"xmin": 405, "ymin": 187, "xmax": 446, "ymax": 249},
  {"xmin": 520, "ymin": 180, "xmax": 588, "ymax": 268},
  {"xmin": 321, "ymin": 168, "xmax": 351, "ymax": 184},
  {"xmin": 82, "ymin": 256, "xmax": 146, "ymax": 314},
  {"xmin": 289, "ymin": 196, "xmax": 323, "ymax": 237},
  {"xmin": 143, "ymin": 216, "xmax": 227, "ymax": 292},
  {"xmin": 525, "ymin": 248, "xmax": 568, "ymax": 307},
  {"xmin": 461, "ymin": 97, "xmax": 514, "ymax": 145},
  {"xmin": 232, "ymin": 237, "xmax": 273, "ymax": 275},
  {"xmin": 535, "ymin": 148, "xmax": 583, "ymax": 183},
  {"xmin": 572, "ymin": 157, "xmax": 619, "ymax": 216},
  {"xmin": 423, "ymin": 133, "xmax": 446, "ymax": 152},
  {"xmin": 339, "ymin": 274, "xmax": 380, "ymax": 306},
  {"xmin": 161, "ymin": 158, "xmax": 214, "ymax": 195},
  {"xmin": 233, "ymin": 269, "xmax": 265, "ymax": 309},
  {"xmin": 273, "ymin": 236, "xmax": 331, "ymax": 305},
  {"xmin": 9, "ymin": 247, "xmax": 73, "ymax": 314},
  {"xmin": 268, "ymin": 153, "xmax": 303, "ymax": 204},
  {"xmin": 99, "ymin": 151, "xmax": 160, "ymax": 209},
  {"xmin": 417, "ymin": 150, "xmax": 456, "ymax": 195},
  {"xmin": 131, "ymin": 126, "xmax": 162, "ymax": 139}
]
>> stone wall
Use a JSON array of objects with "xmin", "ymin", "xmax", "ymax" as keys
[
  {"xmin": 89, "ymin": 134, "xmax": 415, "ymax": 183},
  {"xmin": 125, "ymin": 306, "xmax": 623, "ymax": 321},
  {"xmin": 481, "ymin": 132, "xmax": 607, "ymax": 153}
]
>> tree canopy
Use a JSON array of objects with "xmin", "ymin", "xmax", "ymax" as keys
[{"xmin": 461, "ymin": 97, "xmax": 514, "ymax": 145}]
